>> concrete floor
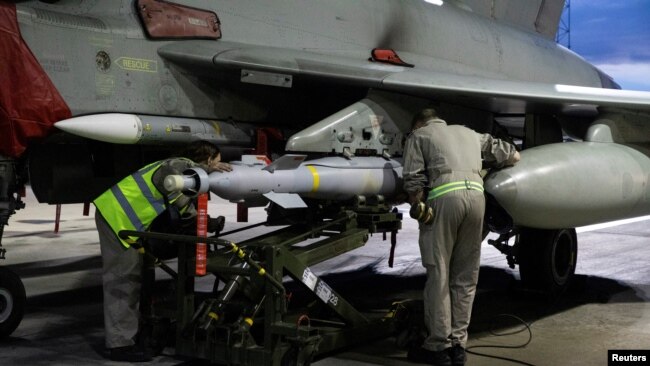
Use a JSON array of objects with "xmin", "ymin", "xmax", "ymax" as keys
[{"xmin": 1, "ymin": 188, "xmax": 649, "ymax": 365}]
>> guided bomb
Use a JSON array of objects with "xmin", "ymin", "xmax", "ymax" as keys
[{"xmin": 164, "ymin": 155, "xmax": 403, "ymax": 208}]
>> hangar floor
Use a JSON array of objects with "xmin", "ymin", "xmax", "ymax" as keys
[{"xmin": 1, "ymin": 189, "xmax": 649, "ymax": 366}]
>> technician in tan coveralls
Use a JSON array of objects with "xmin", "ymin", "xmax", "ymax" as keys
[{"xmin": 403, "ymin": 109, "xmax": 520, "ymax": 366}]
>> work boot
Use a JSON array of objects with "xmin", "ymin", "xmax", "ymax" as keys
[
  {"xmin": 407, "ymin": 346, "xmax": 452, "ymax": 366},
  {"xmin": 448, "ymin": 344, "xmax": 466, "ymax": 366},
  {"xmin": 108, "ymin": 345, "xmax": 153, "ymax": 362}
]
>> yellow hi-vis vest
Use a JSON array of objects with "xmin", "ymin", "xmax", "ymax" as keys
[{"xmin": 94, "ymin": 160, "xmax": 178, "ymax": 249}]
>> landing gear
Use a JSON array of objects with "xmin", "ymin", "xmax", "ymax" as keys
[
  {"xmin": 488, "ymin": 227, "xmax": 578, "ymax": 293},
  {"xmin": 0, "ymin": 156, "xmax": 27, "ymax": 338},
  {"xmin": 517, "ymin": 228, "xmax": 577, "ymax": 293},
  {"xmin": 0, "ymin": 267, "xmax": 25, "ymax": 338}
]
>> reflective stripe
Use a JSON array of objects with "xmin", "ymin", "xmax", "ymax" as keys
[
  {"xmin": 110, "ymin": 185, "xmax": 145, "ymax": 232},
  {"xmin": 133, "ymin": 169, "xmax": 165, "ymax": 215},
  {"xmin": 428, "ymin": 180, "xmax": 484, "ymax": 200},
  {"xmin": 307, "ymin": 165, "xmax": 320, "ymax": 192},
  {"xmin": 94, "ymin": 160, "xmax": 169, "ymax": 248},
  {"xmin": 168, "ymin": 191, "xmax": 182, "ymax": 204}
]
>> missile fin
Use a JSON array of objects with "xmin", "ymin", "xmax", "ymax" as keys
[
  {"xmin": 263, "ymin": 192, "xmax": 307, "ymax": 209},
  {"xmin": 263, "ymin": 154, "xmax": 307, "ymax": 173}
]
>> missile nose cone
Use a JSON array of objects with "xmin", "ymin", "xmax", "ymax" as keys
[
  {"xmin": 55, "ymin": 113, "xmax": 142, "ymax": 144},
  {"xmin": 484, "ymin": 169, "xmax": 518, "ymax": 211}
]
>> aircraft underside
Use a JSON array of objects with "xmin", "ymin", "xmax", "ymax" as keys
[{"xmin": 1, "ymin": 0, "xmax": 650, "ymax": 350}]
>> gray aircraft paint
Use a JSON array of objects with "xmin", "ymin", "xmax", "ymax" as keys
[
  {"xmin": 16, "ymin": 0, "xmax": 601, "ymax": 121},
  {"xmin": 7, "ymin": 0, "xmax": 650, "ymax": 344},
  {"xmin": 285, "ymin": 90, "xmax": 428, "ymax": 156},
  {"xmin": 9, "ymin": 0, "xmax": 650, "ymax": 229}
]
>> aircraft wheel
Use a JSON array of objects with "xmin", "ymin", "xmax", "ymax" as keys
[
  {"xmin": 0, "ymin": 267, "xmax": 26, "ymax": 338},
  {"xmin": 517, "ymin": 228, "xmax": 577, "ymax": 293}
]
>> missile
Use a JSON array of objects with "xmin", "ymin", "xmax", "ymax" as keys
[
  {"xmin": 54, "ymin": 113, "xmax": 254, "ymax": 146},
  {"xmin": 164, "ymin": 155, "xmax": 403, "ymax": 208},
  {"xmin": 484, "ymin": 142, "xmax": 650, "ymax": 229}
]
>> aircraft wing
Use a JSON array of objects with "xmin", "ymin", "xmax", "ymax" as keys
[{"xmin": 158, "ymin": 40, "xmax": 650, "ymax": 115}]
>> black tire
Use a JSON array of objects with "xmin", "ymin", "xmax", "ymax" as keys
[
  {"xmin": 0, "ymin": 267, "xmax": 26, "ymax": 338},
  {"xmin": 517, "ymin": 228, "xmax": 577, "ymax": 293}
]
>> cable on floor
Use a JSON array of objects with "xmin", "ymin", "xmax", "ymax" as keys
[{"xmin": 466, "ymin": 313, "xmax": 535, "ymax": 366}]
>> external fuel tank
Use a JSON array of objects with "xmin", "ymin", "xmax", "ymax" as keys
[{"xmin": 484, "ymin": 142, "xmax": 650, "ymax": 229}]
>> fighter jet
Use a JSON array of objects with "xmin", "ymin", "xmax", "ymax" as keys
[{"xmin": 1, "ymin": 0, "xmax": 650, "ymax": 338}]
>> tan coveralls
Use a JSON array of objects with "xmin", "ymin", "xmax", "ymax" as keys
[
  {"xmin": 96, "ymin": 158, "xmax": 197, "ymax": 349},
  {"xmin": 403, "ymin": 118, "xmax": 517, "ymax": 352}
]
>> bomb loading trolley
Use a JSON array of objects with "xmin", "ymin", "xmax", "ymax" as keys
[{"xmin": 120, "ymin": 193, "xmax": 415, "ymax": 366}]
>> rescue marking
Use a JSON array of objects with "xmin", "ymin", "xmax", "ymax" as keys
[
  {"xmin": 114, "ymin": 57, "xmax": 158, "ymax": 73},
  {"xmin": 307, "ymin": 165, "xmax": 320, "ymax": 192}
]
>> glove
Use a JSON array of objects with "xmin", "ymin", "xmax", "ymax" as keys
[
  {"xmin": 409, "ymin": 202, "xmax": 433, "ymax": 225},
  {"xmin": 207, "ymin": 215, "xmax": 225, "ymax": 234}
]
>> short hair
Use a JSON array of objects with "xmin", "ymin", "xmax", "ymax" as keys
[
  {"xmin": 411, "ymin": 108, "xmax": 438, "ymax": 128},
  {"xmin": 179, "ymin": 141, "xmax": 220, "ymax": 164}
]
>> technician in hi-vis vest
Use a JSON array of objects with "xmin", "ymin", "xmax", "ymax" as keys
[{"xmin": 94, "ymin": 140, "xmax": 231, "ymax": 362}]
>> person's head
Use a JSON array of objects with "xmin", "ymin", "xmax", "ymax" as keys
[
  {"xmin": 179, "ymin": 140, "xmax": 221, "ymax": 167},
  {"xmin": 411, "ymin": 108, "xmax": 439, "ymax": 131}
]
